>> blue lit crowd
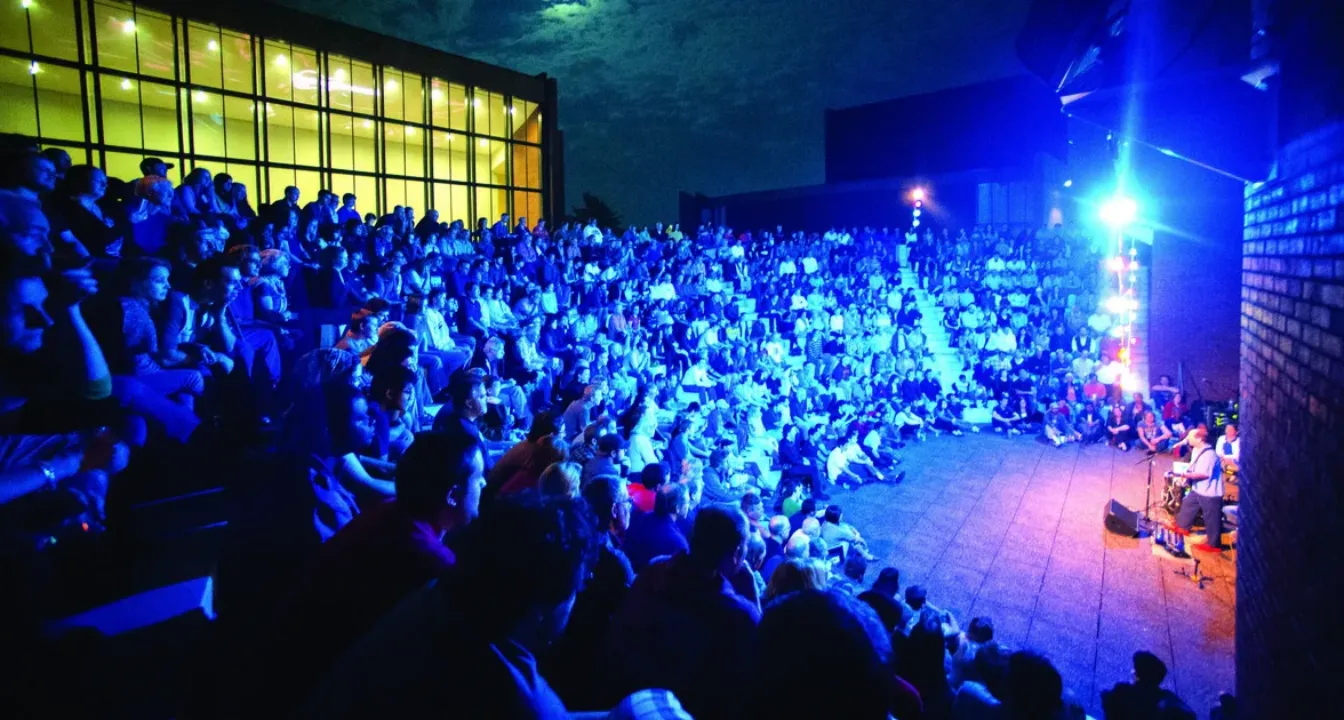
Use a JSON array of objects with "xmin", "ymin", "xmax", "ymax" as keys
[{"xmin": 1, "ymin": 137, "xmax": 1227, "ymax": 719}]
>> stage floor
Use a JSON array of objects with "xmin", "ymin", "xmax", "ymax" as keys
[{"xmin": 835, "ymin": 433, "xmax": 1236, "ymax": 717}]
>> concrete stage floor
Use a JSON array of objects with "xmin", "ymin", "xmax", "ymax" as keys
[{"xmin": 834, "ymin": 433, "xmax": 1236, "ymax": 717}]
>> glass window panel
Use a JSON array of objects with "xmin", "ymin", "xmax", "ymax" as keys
[
  {"xmin": 475, "ymin": 186, "xmax": 497, "ymax": 224},
  {"xmin": 351, "ymin": 61, "xmax": 375, "ymax": 116},
  {"xmin": 471, "ymin": 90, "xmax": 490, "ymax": 137},
  {"xmin": 405, "ymin": 180, "xmax": 426, "ymax": 214},
  {"xmin": 0, "ymin": 58, "xmax": 38, "ymax": 137},
  {"xmin": 267, "ymin": 166, "xmax": 295, "ymax": 206},
  {"xmin": 330, "ymin": 114, "xmax": 354, "ymax": 171},
  {"xmin": 384, "ymin": 124, "xmax": 405, "ymax": 176},
  {"xmin": 263, "ymin": 41, "xmax": 291, "ymax": 101},
  {"xmin": 512, "ymin": 191, "xmax": 542, "ymax": 226},
  {"xmin": 487, "ymin": 91, "xmax": 507, "ymax": 138},
  {"xmin": 187, "ymin": 23, "xmax": 223, "ymax": 90},
  {"xmin": 265, "ymin": 102, "xmax": 294, "ymax": 165},
  {"xmin": 509, "ymin": 99, "xmax": 525, "ymax": 136},
  {"xmin": 353, "ymin": 116, "xmax": 376, "ymax": 173},
  {"xmin": 94, "ymin": 1, "xmax": 139, "ymax": 74},
  {"xmin": 225, "ymin": 162, "xmax": 259, "ymax": 204},
  {"xmin": 99, "ymin": 73, "xmax": 141, "ymax": 148},
  {"xmin": 135, "ymin": 11, "xmax": 174, "ymax": 80},
  {"xmin": 511, "ymin": 142, "xmax": 542, "ymax": 190},
  {"xmin": 354, "ymin": 175, "xmax": 378, "ymax": 217},
  {"xmin": 404, "ymin": 124, "xmax": 424, "ymax": 178},
  {"xmin": 330, "ymin": 172, "xmax": 356, "ymax": 207},
  {"xmin": 220, "ymin": 30, "xmax": 253, "ymax": 94},
  {"xmin": 432, "ymin": 131, "xmax": 467, "ymax": 182},
  {"xmin": 429, "ymin": 79, "xmax": 449, "ymax": 128},
  {"xmin": 190, "ymin": 89, "xmax": 225, "ymax": 157},
  {"xmin": 432, "ymin": 183, "xmax": 452, "ymax": 222},
  {"xmin": 473, "ymin": 138, "xmax": 508, "ymax": 187},
  {"xmin": 328, "ymin": 56, "xmax": 353, "ymax": 113},
  {"xmin": 293, "ymin": 106, "xmax": 320, "ymax": 167},
  {"xmin": 0, "ymin": 2, "xmax": 28, "ymax": 54},
  {"xmin": 30, "ymin": 0, "xmax": 80, "ymax": 61},
  {"xmin": 382, "ymin": 68, "xmax": 404, "ymax": 122},
  {"xmin": 291, "ymin": 47, "xmax": 319, "ymax": 107},
  {"xmin": 295, "ymin": 169, "xmax": 321, "ymax": 198},
  {"xmin": 403, "ymin": 71, "xmax": 424, "ymax": 126},
  {"xmin": 104, "ymin": 151, "xmax": 144, "ymax": 185},
  {"xmin": 140, "ymin": 82, "xmax": 179, "ymax": 152},
  {"xmin": 449, "ymin": 84, "xmax": 468, "ymax": 132},
  {"xmin": 385, "ymin": 178, "xmax": 406, "ymax": 212},
  {"xmin": 223, "ymin": 95, "xmax": 256, "ymax": 160}
]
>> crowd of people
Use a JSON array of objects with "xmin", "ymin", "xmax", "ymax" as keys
[{"xmin": 0, "ymin": 136, "xmax": 1231, "ymax": 719}]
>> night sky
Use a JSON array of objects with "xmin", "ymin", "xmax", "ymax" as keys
[{"xmin": 277, "ymin": 0, "xmax": 1030, "ymax": 224}]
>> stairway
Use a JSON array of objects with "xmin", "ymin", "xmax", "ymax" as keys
[{"xmin": 899, "ymin": 268, "xmax": 964, "ymax": 390}]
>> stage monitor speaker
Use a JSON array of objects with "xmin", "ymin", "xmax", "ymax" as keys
[{"xmin": 1104, "ymin": 499, "xmax": 1141, "ymax": 537}]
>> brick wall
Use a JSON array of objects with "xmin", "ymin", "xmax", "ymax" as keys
[{"xmin": 1238, "ymin": 120, "xmax": 1344, "ymax": 717}]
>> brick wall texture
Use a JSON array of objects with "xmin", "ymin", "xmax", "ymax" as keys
[{"xmin": 1239, "ymin": 120, "xmax": 1344, "ymax": 716}]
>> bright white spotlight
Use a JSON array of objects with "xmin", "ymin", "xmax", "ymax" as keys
[
  {"xmin": 912, "ymin": 209, "xmax": 921, "ymax": 218},
  {"xmin": 1099, "ymin": 195, "xmax": 1138, "ymax": 227},
  {"xmin": 1063, "ymin": 179, "xmax": 1073, "ymax": 188},
  {"xmin": 911, "ymin": 188, "xmax": 926, "ymax": 202},
  {"xmin": 912, "ymin": 219, "xmax": 921, "ymax": 228}
]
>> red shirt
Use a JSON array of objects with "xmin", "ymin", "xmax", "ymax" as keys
[{"xmin": 628, "ymin": 482, "xmax": 657, "ymax": 514}]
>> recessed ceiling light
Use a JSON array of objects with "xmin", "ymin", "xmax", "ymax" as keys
[
  {"xmin": 121, "ymin": 78, "xmax": 133, "ymax": 90},
  {"xmin": 122, "ymin": 20, "xmax": 136, "ymax": 34},
  {"xmin": 207, "ymin": 39, "xmax": 219, "ymax": 52}
]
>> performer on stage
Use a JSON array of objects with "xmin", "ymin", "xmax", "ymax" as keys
[
  {"xmin": 1215, "ymin": 424, "xmax": 1240, "ymax": 480},
  {"xmin": 1173, "ymin": 427, "xmax": 1223, "ymax": 553}
]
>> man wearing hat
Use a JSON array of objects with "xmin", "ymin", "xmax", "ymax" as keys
[
  {"xmin": 139, "ymin": 157, "xmax": 174, "ymax": 180},
  {"xmin": 583, "ymin": 433, "xmax": 626, "ymax": 487}
]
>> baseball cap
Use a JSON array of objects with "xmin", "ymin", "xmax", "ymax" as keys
[{"xmin": 140, "ymin": 157, "xmax": 175, "ymax": 174}]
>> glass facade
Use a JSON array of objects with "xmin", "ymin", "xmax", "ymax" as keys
[{"xmin": 0, "ymin": 0, "xmax": 546, "ymax": 223}]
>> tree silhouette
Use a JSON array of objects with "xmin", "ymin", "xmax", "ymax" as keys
[{"xmin": 570, "ymin": 192, "xmax": 624, "ymax": 233}]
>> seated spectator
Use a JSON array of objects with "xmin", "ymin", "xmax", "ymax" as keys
[
  {"xmin": 297, "ymin": 494, "xmax": 597, "ymax": 717},
  {"xmin": 1137, "ymin": 410, "xmax": 1174, "ymax": 454},
  {"xmin": 763, "ymin": 556, "xmax": 829, "ymax": 603},
  {"xmin": 622, "ymin": 480, "xmax": 691, "ymax": 572},
  {"xmin": 857, "ymin": 566, "xmax": 916, "ymax": 636},
  {"xmin": 753, "ymin": 590, "xmax": 919, "ymax": 720},
  {"xmin": 607, "ymin": 502, "xmax": 759, "ymax": 719},
  {"xmin": 366, "ymin": 364, "xmax": 416, "ymax": 464},
  {"xmin": 628, "ymin": 461, "xmax": 664, "ymax": 514},
  {"xmin": 582, "ymin": 432, "xmax": 625, "ymax": 486},
  {"xmin": 1101, "ymin": 650, "xmax": 1193, "ymax": 720},
  {"xmin": 820, "ymin": 503, "xmax": 877, "ymax": 561},
  {"xmin": 543, "ymin": 475, "xmax": 636, "ymax": 708},
  {"xmin": 486, "ymin": 411, "xmax": 560, "ymax": 492},
  {"xmin": 537, "ymin": 460, "xmax": 582, "ymax": 499},
  {"xmin": 1106, "ymin": 403, "xmax": 1134, "ymax": 451},
  {"xmin": 239, "ymin": 430, "xmax": 485, "ymax": 715},
  {"xmin": 0, "ymin": 259, "xmax": 126, "ymax": 538}
]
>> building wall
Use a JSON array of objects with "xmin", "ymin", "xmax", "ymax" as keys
[
  {"xmin": 1237, "ymin": 1, "xmax": 1343, "ymax": 715},
  {"xmin": 0, "ymin": 0, "xmax": 547, "ymax": 222},
  {"xmin": 1239, "ymin": 122, "xmax": 1344, "ymax": 717}
]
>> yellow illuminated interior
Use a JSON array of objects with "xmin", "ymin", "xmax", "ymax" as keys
[{"xmin": 0, "ymin": 0, "xmax": 544, "ymax": 220}]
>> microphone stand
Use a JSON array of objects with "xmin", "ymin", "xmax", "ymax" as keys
[{"xmin": 1134, "ymin": 452, "xmax": 1157, "ymax": 535}]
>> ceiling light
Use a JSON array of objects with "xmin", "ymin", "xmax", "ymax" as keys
[
  {"xmin": 472, "ymin": 98, "xmax": 481, "ymax": 108},
  {"xmin": 362, "ymin": 120, "xmax": 372, "ymax": 129},
  {"xmin": 405, "ymin": 127, "xmax": 415, "ymax": 136},
  {"xmin": 385, "ymin": 79, "xmax": 398, "ymax": 91},
  {"xmin": 273, "ymin": 53, "xmax": 287, "ymax": 67},
  {"xmin": 21, "ymin": 0, "xmax": 33, "ymax": 9},
  {"xmin": 508, "ymin": 106, "xmax": 515, "ymax": 115},
  {"xmin": 431, "ymin": 89, "xmax": 443, "ymax": 101},
  {"xmin": 28, "ymin": 61, "xmax": 39, "ymax": 75},
  {"xmin": 1063, "ymin": 179, "xmax": 1073, "ymax": 188},
  {"xmin": 121, "ymin": 78, "xmax": 133, "ymax": 90},
  {"xmin": 193, "ymin": 90, "xmax": 207, "ymax": 102},
  {"xmin": 122, "ymin": 20, "xmax": 136, "ymax": 34},
  {"xmin": 207, "ymin": 39, "xmax": 219, "ymax": 52},
  {"xmin": 479, "ymin": 139, "xmax": 487, "ymax": 147}
]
